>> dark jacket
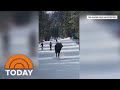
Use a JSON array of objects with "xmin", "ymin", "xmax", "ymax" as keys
[
  {"xmin": 41, "ymin": 42, "xmax": 43, "ymax": 47},
  {"xmin": 55, "ymin": 43, "xmax": 63, "ymax": 52},
  {"xmin": 50, "ymin": 42, "xmax": 52, "ymax": 46}
]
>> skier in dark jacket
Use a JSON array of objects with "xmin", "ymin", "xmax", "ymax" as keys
[
  {"xmin": 41, "ymin": 42, "xmax": 43, "ymax": 50},
  {"xmin": 55, "ymin": 42, "xmax": 63, "ymax": 58},
  {"xmin": 50, "ymin": 42, "xmax": 52, "ymax": 50}
]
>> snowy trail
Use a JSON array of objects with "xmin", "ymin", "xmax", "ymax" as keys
[{"xmin": 36, "ymin": 37, "xmax": 80, "ymax": 79}]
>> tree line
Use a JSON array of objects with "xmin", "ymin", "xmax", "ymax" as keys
[{"xmin": 39, "ymin": 11, "xmax": 80, "ymax": 42}]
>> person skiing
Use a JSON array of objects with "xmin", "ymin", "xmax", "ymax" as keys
[
  {"xmin": 55, "ymin": 42, "xmax": 63, "ymax": 58},
  {"xmin": 41, "ymin": 42, "xmax": 43, "ymax": 50},
  {"xmin": 50, "ymin": 42, "xmax": 52, "ymax": 50}
]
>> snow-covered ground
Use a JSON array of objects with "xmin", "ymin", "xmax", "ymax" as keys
[
  {"xmin": 36, "ymin": 37, "xmax": 80, "ymax": 79},
  {"xmin": 80, "ymin": 18, "xmax": 120, "ymax": 79}
]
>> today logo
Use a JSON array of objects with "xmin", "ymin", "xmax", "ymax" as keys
[{"xmin": 5, "ymin": 54, "xmax": 33, "ymax": 76}]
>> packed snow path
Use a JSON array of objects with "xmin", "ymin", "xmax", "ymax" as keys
[{"xmin": 37, "ymin": 37, "xmax": 80, "ymax": 79}]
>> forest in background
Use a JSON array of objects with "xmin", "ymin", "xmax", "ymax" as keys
[{"xmin": 39, "ymin": 11, "xmax": 80, "ymax": 42}]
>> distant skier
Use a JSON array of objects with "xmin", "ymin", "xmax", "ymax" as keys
[
  {"xmin": 41, "ymin": 42, "xmax": 43, "ymax": 50},
  {"xmin": 55, "ymin": 42, "xmax": 63, "ymax": 58},
  {"xmin": 50, "ymin": 42, "xmax": 52, "ymax": 50}
]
